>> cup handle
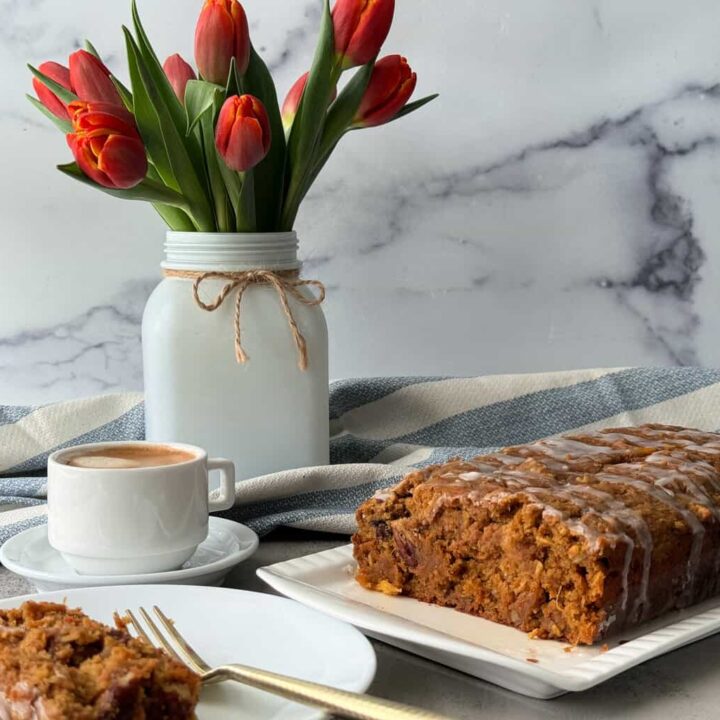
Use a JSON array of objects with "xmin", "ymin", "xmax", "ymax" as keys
[{"xmin": 207, "ymin": 458, "xmax": 236, "ymax": 512}]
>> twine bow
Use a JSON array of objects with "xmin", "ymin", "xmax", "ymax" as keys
[{"xmin": 164, "ymin": 269, "xmax": 325, "ymax": 370}]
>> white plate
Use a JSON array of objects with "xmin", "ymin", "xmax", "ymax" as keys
[
  {"xmin": 0, "ymin": 517, "xmax": 259, "ymax": 591},
  {"xmin": 0, "ymin": 584, "xmax": 376, "ymax": 720},
  {"xmin": 257, "ymin": 544, "xmax": 720, "ymax": 699}
]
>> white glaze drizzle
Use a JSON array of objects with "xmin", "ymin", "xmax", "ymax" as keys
[
  {"xmin": 636, "ymin": 453, "xmax": 720, "ymax": 577},
  {"xmin": 458, "ymin": 471, "xmax": 483, "ymax": 481},
  {"xmin": 596, "ymin": 470, "xmax": 706, "ymax": 606},
  {"xmin": 568, "ymin": 483, "xmax": 653, "ymax": 622}
]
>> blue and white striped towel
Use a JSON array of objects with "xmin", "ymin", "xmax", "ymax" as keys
[{"xmin": 2, "ymin": 367, "xmax": 720, "ymax": 543}]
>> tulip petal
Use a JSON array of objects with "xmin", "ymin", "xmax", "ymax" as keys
[
  {"xmin": 281, "ymin": 72, "xmax": 309, "ymax": 129},
  {"xmin": 69, "ymin": 50, "xmax": 122, "ymax": 105},
  {"xmin": 354, "ymin": 54, "xmax": 416, "ymax": 127},
  {"xmin": 214, "ymin": 100, "xmax": 236, "ymax": 155},
  {"xmin": 231, "ymin": 1, "xmax": 251, "ymax": 75},
  {"xmin": 98, "ymin": 134, "xmax": 148, "ymax": 188},
  {"xmin": 332, "ymin": 0, "xmax": 364, "ymax": 54},
  {"xmin": 365, "ymin": 72, "xmax": 415, "ymax": 126},
  {"xmin": 332, "ymin": 0, "xmax": 394, "ymax": 68},
  {"xmin": 68, "ymin": 134, "xmax": 111, "ymax": 187},
  {"xmin": 68, "ymin": 101, "xmax": 138, "ymax": 137},
  {"xmin": 195, "ymin": 2, "xmax": 235, "ymax": 84},
  {"xmin": 226, "ymin": 116, "xmax": 266, "ymax": 171},
  {"xmin": 163, "ymin": 54, "xmax": 197, "ymax": 102},
  {"xmin": 215, "ymin": 94, "xmax": 271, "ymax": 172},
  {"xmin": 344, "ymin": 0, "xmax": 394, "ymax": 66},
  {"xmin": 33, "ymin": 61, "xmax": 72, "ymax": 120}
]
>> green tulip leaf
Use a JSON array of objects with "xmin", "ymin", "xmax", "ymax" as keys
[
  {"xmin": 83, "ymin": 40, "xmax": 102, "ymax": 60},
  {"xmin": 130, "ymin": 0, "xmax": 206, "ymax": 180},
  {"xmin": 130, "ymin": 0, "xmax": 162, "ymax": 66},
  {"xmin": 321, "ymin": 60, "xmax": 374, "ymax": 150},
  {"xmin": 386, "ymin": 93, "xmax": 439, "ymax": 123},
  {"xmin": 124, "ymin": 28, "xmax": 178, "ymax": 190},
  {"xmin": 57, "ymin": 161, "xmax": 192, "ymax": 208},
  {"xmin": 28, "ymin": 64, "xmax": 78, "ymax": 106},
  {"xmin": 215, "ymin": 148, "xmax": 242, "ymax": 218},
  {"xmin": 128, "ymin": 2, "xmax": 213, "ymax": 227},
  {"xmin": 112, "ymin": 77, "xmax": 135, "ymax": 112},
  {"xmin": 25, "ymin": 94, "xmax": 72, "ymax": 133},
  {"xmin": 199, "ymin": 112, "xmax": 234, "ymax": 231},
  {"xmin": 297, "ymin": 59, "xmax": 374, "ymax": 201},
  {"xmin": 240, "ymin": 45, "xmax": 287, "ymax": 231},
  {"xmin": 185, "ymin": 80, "xmax": 224, "ymax": 136},
  {"xmin": 282, "ymin": 0, "xmax": 337, "ymax": 229},
  {"xmin": 146, "ymin": 164, "xmax": 198, "ymax": 230},
  {"xmin": 196, "ymin": 82, "xmax": 241, "ymax": 228},
  {"xmin": 152, "ymin": 204, "xmax": 197, "ymax": 231},
  {"xmin": 124, "ymin": 28, "xmax": 214, "ymax": 230}
]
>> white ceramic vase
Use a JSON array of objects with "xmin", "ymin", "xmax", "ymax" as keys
[{"xmin": 142, "ymin": 232, "xmax": 329, "ymax": 481}]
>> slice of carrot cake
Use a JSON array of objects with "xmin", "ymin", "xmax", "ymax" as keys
[{"xmin": 0, "ymin": 601, "xmax": 200, "ymax": 719}]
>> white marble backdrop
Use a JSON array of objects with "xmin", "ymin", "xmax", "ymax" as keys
[{"xmin": 2, "ymin": 0, "xmax": 720, "ymax": 404}]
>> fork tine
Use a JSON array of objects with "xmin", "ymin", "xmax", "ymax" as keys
[
  {"xmin": 124, "ymin": 609, "xmax": 154, "ymax": 646},
  {"xmin": 153, "ymin": 605, "xmax": 212, "ymax": 674},
  {"xmin": 137, "ymin": 607, "xmax": 185, "ymax": 664}
]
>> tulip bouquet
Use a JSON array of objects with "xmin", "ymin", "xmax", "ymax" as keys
[{"xmin": 28, "ymin": 0, "xmax": 436, "ymax": 233}]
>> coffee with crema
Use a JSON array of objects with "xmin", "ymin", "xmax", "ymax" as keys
[{"xmin": 61, "ymin": 444, "xmax": 196, "ymax": 469}]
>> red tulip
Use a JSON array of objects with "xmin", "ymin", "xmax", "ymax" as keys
[
  {"xmin": 32, "ymin": 61, "xmax": 72, "ymax": 120},
  {"xmin": 66, "ymin": 101, "xmax": 147, "ymax": 189},
  {"xmin": 68, "ymin": 50, "xmax": 122, "ymax": 105},
  {"xmin": 281, "ymin": 72, "xmax": 338, "ymax": 131},
  {"xmin": 163, "ymin": 54, "xmax": 197, "ymax": 102},
  {"xmin": 353, "ymin": 55, "xmax": 416, "ymax": 127},
  {"xmin": 195, "ymin": 0, "xmax": 250, "ymax": 84},
  {"xmin": 215, "ymin": 94, "xmax": 270, "ymax": 172},
  {"xmin": 332, "ymin": 0, "xmax": 394, "ymax": 69}
]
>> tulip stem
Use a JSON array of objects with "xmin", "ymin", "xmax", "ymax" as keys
[{"xmin": 199, "ymin": 113, "xmax": 233, "ymax": 231}]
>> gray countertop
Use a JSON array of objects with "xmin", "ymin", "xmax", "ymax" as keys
[{"xmin": 1, "ymin": 530, "xmax": 718, "ymax": 719}]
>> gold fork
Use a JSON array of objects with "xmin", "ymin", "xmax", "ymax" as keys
[{"xmin": 124, "ymin": 605, "xmax": 453, "ymax": 720}]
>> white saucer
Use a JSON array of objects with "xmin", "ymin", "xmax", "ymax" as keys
[{"xmin": 0, "ymin": 517, "xmax": 259, "ymax": 592}]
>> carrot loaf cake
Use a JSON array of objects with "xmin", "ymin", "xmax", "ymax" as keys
[
  {"xmin": 353, "ymin": 424, "xmax": 720, "ymax": 644},
  {"xmin": 0, "ymin": 601, "xmax": 200, "ymax": 719}
]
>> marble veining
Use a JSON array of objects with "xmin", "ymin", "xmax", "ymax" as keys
[{"xmin": 3, "ymin": 0, "xmax": 720, "ymax": 403}]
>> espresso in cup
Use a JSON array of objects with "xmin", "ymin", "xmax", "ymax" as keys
[
  {"xmin": 62, "ymin": 444, "xmax": 196, "ymax": 469},
  {"xmin": 47, "ymin": 441, "xmax": 236, "ymax": 576}
]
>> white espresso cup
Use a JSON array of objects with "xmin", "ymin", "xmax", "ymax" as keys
[{"xmin": 47, "ymin": 441, "xmax": 235, "ymax": 576}]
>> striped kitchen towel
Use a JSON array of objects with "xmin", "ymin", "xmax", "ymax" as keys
[{"xmin": 2, "ymin": 366, "xmax": 720, "ymax": 542}]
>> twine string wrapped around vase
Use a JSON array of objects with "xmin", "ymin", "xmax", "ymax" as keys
[{"xmin": 163, "ymin": 269, "xmax": 326, "ymax": 370}]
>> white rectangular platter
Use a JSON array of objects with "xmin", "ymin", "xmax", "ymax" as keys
[{"xmin": 257, "ymin": 544, "xmax": 720, "ymax": 699}]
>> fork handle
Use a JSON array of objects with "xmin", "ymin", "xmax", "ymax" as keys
[{"xmin": 207, "ymin": 663, "xmax": 452, "ymax": 720}]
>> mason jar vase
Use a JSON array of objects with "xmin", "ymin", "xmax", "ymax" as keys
[{"xmin": 142, "ymin": 232, "xmax": 329, "ymax": 481}]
